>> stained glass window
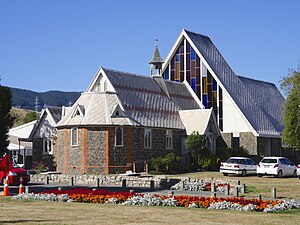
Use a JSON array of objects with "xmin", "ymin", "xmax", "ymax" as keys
[
  {"xmin": 191, "ymin": 78, "xmax": 196, "ymax": 92},
  {"xmin": 163, "ymin": 66, "xmax": 169, "ymax": 80}
]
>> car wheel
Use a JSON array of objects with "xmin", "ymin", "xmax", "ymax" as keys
[
  {"xmin": 223, "ymin": 173, "xmax": 228, "ymax": 176},
  {"xmin": 242, "ymin": 170, "xmax": 247, "ymax": 177},
  {"xmin": 293, "ymin": 170, "xmax": 297, "ymax": 178},
  {"xmin": 277, "ymin": 170, "xmax": 283, "ymax": 178}
]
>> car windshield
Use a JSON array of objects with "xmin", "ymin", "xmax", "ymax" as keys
[
  {"xmin": 226, "ymin": 158, "xmax": 245, "ymax": 164},
  {"xmin": 261, "ymin": 158, "xmax": 277, "ymax": 163}
]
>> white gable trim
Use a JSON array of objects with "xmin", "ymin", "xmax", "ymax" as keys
[
  {"xmin": 87, "ymin": 67, "xmax": 116, "ymax": 93},
  {"xmin": 162, "ymin": 29, "xmax": 258, "ymax": 136},
  {"xmin": 183, "ymin": 80, "xmax": 204, "ymax": 109}
]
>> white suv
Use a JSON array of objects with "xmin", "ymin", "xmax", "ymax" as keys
[{"xmin": 257, "ymin": 157, "xmax": 297, "ymax": 178}]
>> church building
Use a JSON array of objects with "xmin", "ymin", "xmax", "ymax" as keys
[{"xmin": 54, "ymin": 29, "xmax": 285, "ymax": 174}]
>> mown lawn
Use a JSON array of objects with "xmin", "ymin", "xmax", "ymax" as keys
[
  {"xmin": 0, "ymin": 197, "xmax": 300, "ymax": 225},
  {"xmin": 169, "ymin": 171, "xmax": 300, "ymax": 199}
]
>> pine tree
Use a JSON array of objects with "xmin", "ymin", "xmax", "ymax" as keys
[{"xmin": 0, "ymin": 86, "xmax": 15, "ymax": 156}]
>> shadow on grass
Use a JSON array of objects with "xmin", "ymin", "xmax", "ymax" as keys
[{"xmin": 0, "ymin": 219, "xmax": 58, "ymax": 223}]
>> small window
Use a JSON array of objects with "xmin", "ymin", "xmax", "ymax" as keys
[
  {"xmin": 115, "ymin": 127, "xmax": 123, "ymax": 146},
  {"xmin": 166, "ymin": 130, "xmax": 173, "ymax": 150},
  {"xmin": 144, "ymin": 128, "xmax": 152, "ymax": 149},
  {"xmin": 104, "ymin": 81, "xmax": 108, "ymax": 92},
  {"xmin": 71, "ymin": 128, "xmax": 78, "ymax": 146},
  {"xmin": 43, "ymin": 139, "xmax": 52, "ymax": 154}
]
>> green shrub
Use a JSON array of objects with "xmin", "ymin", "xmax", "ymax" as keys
[{"xmin": 151, "ymin": 153, "xmax": 181, "ymax": 174}]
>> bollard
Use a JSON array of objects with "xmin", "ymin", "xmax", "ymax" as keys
[
  {"xmin": 240, "ymin": 183, "xmax": 246, "ymax": 194},
  {"xmin": 237, "ymin": 180, "xmax": 241, "ymax": 186},
  {"xmin": 70, "ymin": 177, "xmax": 74, "ymax": 186},
  {"xmin": 211, "ymin": 182, "xmax": 216, "ymax": 193},
  {"xmin": 25, "ymin": 186, "xmax": 29, "ymax": 194},
  {"xmin": 211, "ymin": 192, "xmax": 217, "ymax": 198},
  {"xmin": 122, "ymin": 179, "xmax": 126, "ymax": 188},
  {"xmin": 150, "ymin": 180, "xmax": 154, "ymax": 190},
  {"xmin": 168, "ymin": 191, "xmax": 174, "ymax": 197},
  {"xmin": 97, "ymin": 178, "xmax": 100, "ymax": 188},
  {"xmin": 257, "ymin": 194, "xmax": 262, "ymax": 201},
  {"xmin": 234, "ymin": 186, "xmax": 239, "ymax": 197},
  {"xmin": 224, "ymin": 184, "xmax": 230, "ymax": 196},
  {"xmin": 46, "ymin": 176, "xmax": 50, "ymax": 185},
  {"xmin": 145, "ymin": 161, "xmax": 149, "ymax": 173},
  {"xmin": 271, "ymin": 188, "xmax": 277, "ymax": 199},
  {"xmin": 180, "ymin": 180, "xmax": 184, "ymax": 191}
]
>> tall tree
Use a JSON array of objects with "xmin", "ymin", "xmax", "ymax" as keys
[
  {"xmin": 0, "ymin": 87, "xmax": 15, "ymax": 156},
  {"xmin": 280, "ymin": 67, "xmax": 300, "ymax": 150}
]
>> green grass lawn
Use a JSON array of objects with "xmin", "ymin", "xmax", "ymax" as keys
[{"xmin": 1, "ymin": 197, "xmax": 300, "ymax": 225}]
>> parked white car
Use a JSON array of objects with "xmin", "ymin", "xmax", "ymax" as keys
[
  {"xmin": 297, "ymin": 164, "xmax": 300, "ymax": 179},
  {"xmin": 257, "ymin": 157, "xmax": 297, "ymax": 178},
  {"xmin": 220, "ymin": 157, "xmax": 257, "ymax": 176}
]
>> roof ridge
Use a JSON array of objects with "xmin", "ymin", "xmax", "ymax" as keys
[
  {"xmin": 183, "ymin": 29, "xmax": 210, "ymax": 39},
  {"xmin": 237, "ymin": 75, "xmax": 276, "ymax": 86},
  {"xmin": 103, "ymin": 67, "xmax": 187, "ymax": 86}
]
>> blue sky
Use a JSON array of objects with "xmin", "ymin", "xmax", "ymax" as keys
[{"xmin": 0, "ymin": 0, "xmax": 299, "ymax": 92}]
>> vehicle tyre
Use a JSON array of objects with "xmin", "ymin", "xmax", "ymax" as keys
[
  {"xmin": 293, "ymin": 170, "xmax": 297, "ymax": 178},
  {"xmin": 277, "ymin": 170, "xmax": 283, "ymax": 178},
  {"xmin": 258, "ymin": 174, "xmax": 262, "ymax": 177},
  {"xmin": 242, "ymin": 170, "xmax": 247, "ymax": 177},
  {"xmin": 223, "ymin": 173, "xmax": 228, "ymax": 176}
]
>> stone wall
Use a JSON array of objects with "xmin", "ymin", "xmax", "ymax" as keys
[
  {"xmin": 32, "ymin": 138, "xmax": 43, "ymax": 162},
  {"xmin": 30, "ymin": 173, "xmax": 179, "ymax": 189},
  {"xmin": 239, "ymin": 132, "xmax": 257, "ymax": 155},
  {"xmin": 55, "ymin": 126, "xmax": 184, "ymax": 175}
]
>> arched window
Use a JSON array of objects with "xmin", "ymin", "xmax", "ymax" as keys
[
  {"xmin": 115, "ymin": 127, "xmax": 123, "ymax": 146},
  {"xmin": 71, "ymin": 127, "xmax": 78, "ymax": 146}
]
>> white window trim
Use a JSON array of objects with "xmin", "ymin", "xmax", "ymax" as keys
[
  {"xmin": 115, "ymin": 127, "xmax": 124, "ymax": 147},
  {"xmin": 43, "ymin": 139, "xmax": 53, "ymax": 155},
  {"xmin": 166, "ymin": 130, "xmax": 173, "ymax": 150},
  {"xmin": 71, "ymin": 127, "xmax": 78, "ymax": 146},
  {"xmin": 144, "ymin": 128, "xmax": 152, "ymax": 149}
]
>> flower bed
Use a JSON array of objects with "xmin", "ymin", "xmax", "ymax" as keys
[{"xmin": 12, "ymin": 188, "xmax": 300, "ymax": 213}]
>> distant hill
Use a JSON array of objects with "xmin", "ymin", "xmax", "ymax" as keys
[{"xmin": 7, "ymin": 86, "xmax": 81, "ymax": 111}]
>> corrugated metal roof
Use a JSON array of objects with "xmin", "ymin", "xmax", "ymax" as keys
[
  {"xmin": 103, "ymin": 68, "xmax": 200, "ymax": 129},
  {"xmin": 184, "ymin": 30, "xmax": 283, "ymax": 136},
  {"xmin": 238, "ymin": 76, "xmax": 285, "ymax": 133}
]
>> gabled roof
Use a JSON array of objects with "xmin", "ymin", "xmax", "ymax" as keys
[
  {"xmin": 179, "ymin": 108, "xmax": 220, "ymax": 136},
  {"xmin": 103, "ymin": 68, "xmax": 201, "ymax": 129},
  {"xmin": 57, "ymin": 67, "xmax": 201, "ymax": 129},
  {"xmin": 45, "ymin": 105, "xmax": 62, "ymax": 123},
  {"xmin": 182, "ymin": 29, "xmax": 283, "ymax": 136},
  {"xmin": 238, "ymin": 76, "xmax": 285, "ymax": 133}
]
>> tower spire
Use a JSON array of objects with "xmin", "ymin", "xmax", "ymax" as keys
[{"xmin": 149, "ymin": 38, "xmax": 164, "ymax": 76}]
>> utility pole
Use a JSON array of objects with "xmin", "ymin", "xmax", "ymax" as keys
[{"xmin": 34, "ymin": 97, "xmax": 39, "ymax": 112}]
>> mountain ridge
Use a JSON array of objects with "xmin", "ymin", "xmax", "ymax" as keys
[{"xmin": 7, "ymin": 86, "xmax": 81, "ymax": 110}]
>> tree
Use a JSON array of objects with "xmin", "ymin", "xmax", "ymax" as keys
[
  {"xmin": 184, "ymin": 132, "xmax": 214, "ymax": 170},
  {"xmin": 280, "ymin": 67, "xmax": 300, "ymax": 150},
  {"xmin": 0, "ymin": 87, "xmax": 15, "ymax": 156},
  {"xmin": 23, "ymin": 111, "xmax": 39, "ymax": 124}
]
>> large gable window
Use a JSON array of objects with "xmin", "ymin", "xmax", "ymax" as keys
[
  {"xmin": 115, "ymin": 127, "xmax": 123, "ymax": 146},
  {"xmin": 144, "ymin": 128, "xmax": 152, "ymax": 149},
  {"xmin": 166, "ymin": 130, "xmax": 173, "ymax": 150},
  {"xmin": 71, "ymin": 127, "xmax": 78, "ymax": 146}
]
